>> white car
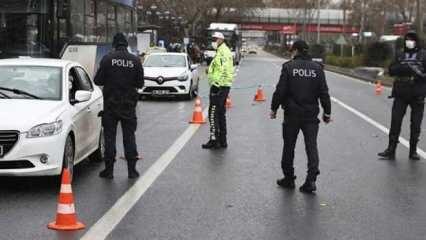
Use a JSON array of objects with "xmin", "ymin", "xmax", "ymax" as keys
[
  {"xmin": 139, "ymin": 53, "xmax": 200, "ymax": 99},
  {"xmin": 0, "ymin": 58, "xmax": 104, "ymax": 177}
]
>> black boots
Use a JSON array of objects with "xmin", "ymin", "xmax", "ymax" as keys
[
  {"xmin": 99, "ymin": 159, "xmax": 140, "ymax": 179},
  {"xmin": 410, "ymin": 142, "xmax": 421, "ymax": 160},
  {"xmin": 277, "ymin": 176, "xmax": 296, "ymax": 189},
  {"xmin": 378, "ymin": 140, "xmax": 422, "ymax": 160},
  {"xmin": 378, "ymin": 141, "xmax": 397, "ymax": 160},
  {"xmin": 300, "ymin": 181, "xmax": 317, "ymax": 193},
  {"xmin": 127, "ymin": 160, "xmax": 140, "ymax": 179},
  {"xmin": 202, "ymin": 139, "xmax": 227, "ymax": 149},
  {"xmin": 99, "ymin": 163, "xmax": 114, "ymax": 179}
]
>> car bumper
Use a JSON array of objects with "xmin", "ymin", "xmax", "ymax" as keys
[
  {"xmin": 0, "ymin": 132, "xmax": 66, "ymax": 176},
  {"xmin": 138, "ymin": 80, "xmax": 191, "ymax": 96}
]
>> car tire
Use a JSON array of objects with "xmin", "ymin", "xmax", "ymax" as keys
[
  {"xmin": 185, "ymin": 87, "xmax": 194, "ymax": 100},
  {"xmin": 62, "ymin": 135, "xmax": 75, "ymax": 178},
  {"xmin": 90, "ymin": 128, "xmax": 104, "ymax": 162},
  {"xmin": 193, "ymin": 81, "xmax": 199, "ymax": 97}
]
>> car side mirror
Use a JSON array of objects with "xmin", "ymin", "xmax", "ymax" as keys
[
  {"xmin": 74, "ymin": 90, "xmax": 92, "ymax": 103},
  {"xmin": 190, "ymin": 64, "xmax": 199, "ymax": 71}
]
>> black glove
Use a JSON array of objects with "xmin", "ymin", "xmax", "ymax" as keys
[
  {"xmin": 322, "ymin": 114, "xmax": 331, "ymax": 124},
  {"xmin": 408, "ymin": 62, "xmax": 426, "ymax": 78}
]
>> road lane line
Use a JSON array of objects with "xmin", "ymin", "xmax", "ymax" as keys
[
  {"xmin": 81, "ymin": 108, "xmax": 209, "ymax": 240},
  {"xmin": 332, "ymin": 97, "xmax": 426, "ymax": 159}
]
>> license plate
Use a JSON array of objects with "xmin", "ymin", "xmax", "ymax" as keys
[
  {"xmin": 0, "ymin": 145, "xmax": 3, "ymax": 157},
  {"xmin": 152, "ymin": 90, "xmax": 170, "ymax": 95}
]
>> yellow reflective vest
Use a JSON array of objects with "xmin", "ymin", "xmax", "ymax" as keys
[{"xmin": 208, "ymin": 43, "xmax": 234, "ymax": 87}]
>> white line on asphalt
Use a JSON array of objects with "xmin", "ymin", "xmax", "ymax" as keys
[
  {"xmin": 80, "ymin": 108, "xmax": 209, "ymax": 240},
  {"xmin": 332, "ymin": 97, "xmax": 426, "ymax": 159}
]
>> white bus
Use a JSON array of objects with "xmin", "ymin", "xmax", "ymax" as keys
[{"xmin": 204, "ymin": 23, "xmax": 242, "ymax": 66}]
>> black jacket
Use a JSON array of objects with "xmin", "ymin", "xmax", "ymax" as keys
[
  {"xmin": 94, "ymin": 47, "xmax": 144, "ymax": 114},
  {"xmin": 271, "ymin": 54, "xmax": 331, "ymax": 120},
  {"xmin": 389, "ymin": 49, "xmax": 426, "ymax": 99}
]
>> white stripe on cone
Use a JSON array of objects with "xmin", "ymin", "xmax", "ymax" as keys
[
  {"xmin": 195, "ymin": 106, "xmax": 202, "ymax": 112},
  {"xmin": 57, "ymin": 203, "xmax": 76, "ymax": 214},
  {"xmin": 60, "ymin": 184, "xmax": 73, "ymax": 194}
]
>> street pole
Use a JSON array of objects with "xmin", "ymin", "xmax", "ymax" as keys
[
  {"xmin": 417, "ymin": 0, "xmax": 424, "ymax": 36},
  {"xmin": 359, "ymin": 0, "xmax": 365, "ymax": 44},
  {"xmin": 317, "ymin": 0, "xmax": 321, "ymax": 44}
]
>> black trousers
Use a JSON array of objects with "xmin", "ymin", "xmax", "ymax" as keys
[
  {"xmin": 208, "ymin": 86, "xmax": 230, "ymax": 142},
  {"xmin": 102, "ymin": 109, "xmax": 138, "ymax": 167},
  {"xmin": 389, "ymin": 97, "xmax": 425, "ymax": 146},
  {"xmin": 282, "ymin": 118, "xmax": 320, "ymax": 182}
]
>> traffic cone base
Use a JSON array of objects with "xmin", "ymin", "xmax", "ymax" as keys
[
  {"xmin": 48, "ymin": 169, "xmax": 85, "ymax": 231},
  {"xmin": 48, "ymin": 220, "xmax": 85, "ymax": 231}
]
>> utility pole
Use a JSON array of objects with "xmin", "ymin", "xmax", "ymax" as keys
[
  {"xmin": 359, "ymin": 0, "xmax": 365, "ymax": 44},
  {"xmin": 416, "ymin": 0, "xmax": 424, "ymax": 36},
  {"xmin": 317, "ymin": 0, "xmax": 321, "ymax": 44}
]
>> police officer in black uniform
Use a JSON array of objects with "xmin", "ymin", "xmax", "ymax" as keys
[
  {"xmin": 94, "ymin": 33, "xmax": 144, "ymax": 179},
  {"xmin": 270, "ymin": 40, "xmax": 331, "ymax": 193},
  {"xmin": 378, "ymin": 32, "xmax": 426, "ymax": 161}
]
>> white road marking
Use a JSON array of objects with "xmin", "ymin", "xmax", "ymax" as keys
[
  {"xmin": 332, "ymin": 97, "xmax": 426, "ymax": 159},
  {"xmin": 81, "ymin": 108, "xmax": 209, "ymax": 240}
]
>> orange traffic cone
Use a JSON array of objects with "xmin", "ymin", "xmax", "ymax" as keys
[
  {"xmin": 189, "ymin": 97, "xmax": 206, "ymax": 124},
  {"xmin": 254, "ymin": 86, "xmax": 266, "ymax": 102},
  {"xmin": 48, "ymin": 169, "xmax": 85, "ymax": 231},
  {"xmin": 375, "ymin": 80, "xmax": 384, "ymax": 96},
  {"xmin": 225, "ymin": 96, "xmax": 233, "ymax": 109}
]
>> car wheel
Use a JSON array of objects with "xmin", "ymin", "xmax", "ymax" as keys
[
  {"xmin": 63, "ymin": 135, "xmax": 75, "ymax": 178},
  {"xmin": 90, "ymin": 128, "xmax": 104, "ymax": 162},
  {"xmin": 193, "ymin": 82, "xmax": 199, "ymax": 97}
]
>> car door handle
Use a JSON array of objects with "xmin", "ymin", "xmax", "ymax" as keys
[{"xmin": 87, "ymin": 107, "xmax": 92, "ymax": 112}]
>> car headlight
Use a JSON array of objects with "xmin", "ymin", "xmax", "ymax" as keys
[
  {"xmin": 177, "ymin": 73, "xmax": 189, "ymax": 81},
  {"xmin": 27, "ymin": 120, "xmax": 63, "ymax": 138}
]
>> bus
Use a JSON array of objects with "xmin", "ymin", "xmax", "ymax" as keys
[
  {"xmin": 204, "ymin": 23, "xmax": 242, "ymax": 66},
  {"xmin": 0, "ymin": 0, "xmax": 138, "ymax": 59}
]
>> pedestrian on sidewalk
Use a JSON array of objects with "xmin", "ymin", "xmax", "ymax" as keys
[
  {"xmin": 378, "ymin": 32, "xmax": 426, "ymax": 161},
  {"xmin": 94, "ymin": 33, "xmax": 144, "ymax": 179},
  {"xmin": 202, "ymin": 32, "xmax": 235, "ymax": 149},
  {"xmin": 270, "ymin": 40, "xmax": 331, "ymax": 193}
]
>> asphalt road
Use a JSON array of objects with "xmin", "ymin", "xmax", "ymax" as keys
[{"xmin": 1, "ymin": 51, "xmax": 426, "ymax": 240}]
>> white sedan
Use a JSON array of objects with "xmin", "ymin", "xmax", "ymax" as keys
[
  {"xmin": 139, "ymin": 53, "xmax": 200, "ymax": 99},
  {"xmin": 0, "ymin": 58, "xmax": 104, "ymax": 177}
]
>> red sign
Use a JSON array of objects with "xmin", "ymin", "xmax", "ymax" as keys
[
  {"xmin": 241, "ymin": 23, "xmax": 359, "ymax": 34},
  {"xmin": 281, "ymin": 25, "xmax": 297, "ymax": 34}
]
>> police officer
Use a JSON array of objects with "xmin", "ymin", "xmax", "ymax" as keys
[
  {"xmin": 202, "ymin": 32, "xmax": 234, "ymax": 149},
  {"xmin": 270, "ymin": 40, "xmax": 331, "ymax": 193},
  {"xmin": 378, "ymin": 32, "xmax": 426, "ymax": 161},
  {"xmin": 94, "ymin": 33, "xmax": 144, "ymax": 179}
]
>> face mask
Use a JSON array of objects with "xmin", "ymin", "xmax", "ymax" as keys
[
  {"xmin": 406, "ymin": 40, "xmax": 416, "ymax": 49},
  {"xmin": 212, "ymin": 42, "xmax": 218, "ymax": 50}
]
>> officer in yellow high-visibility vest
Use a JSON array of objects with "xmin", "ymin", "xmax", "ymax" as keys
[{"xmin": 202, "ymin": 32, "xmax": 234, "ymax": 149}]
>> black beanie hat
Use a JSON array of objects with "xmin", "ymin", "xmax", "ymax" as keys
[
  {"xmin": 113, "ymin": 33, "xmax": 128, "ymax": 48},
  {"xmin": 291, "ymin": 40, "xmax": 309, "ymax": 53},
  {"xmin": 405, "ymin": 31, "xmax": 419, "ymax": 42}
]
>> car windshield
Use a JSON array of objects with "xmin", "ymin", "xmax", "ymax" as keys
[
  {"xmin": 0, "ymin": 66, "xmax": 62, "ymax": 100},
  {"xmin": 144, "ymin": 55, "xmax": 186, "ymax": 68}
]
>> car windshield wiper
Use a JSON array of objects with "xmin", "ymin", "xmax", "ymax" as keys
[
  {"xmin": 0, "ymin": 91, "xmax": 11, "ymax": 99},
  {"xmin": 0, "ymin": 87, "xmax": 41, "ymax": 99}
]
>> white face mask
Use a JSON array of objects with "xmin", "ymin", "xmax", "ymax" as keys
[
  {"xmin": 406, "ymin": 40, "xmax": 416, "ymax": 49},
  {"xmin": 212, "ymin": 41, "xmax": 218, "ymax": 50}
]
